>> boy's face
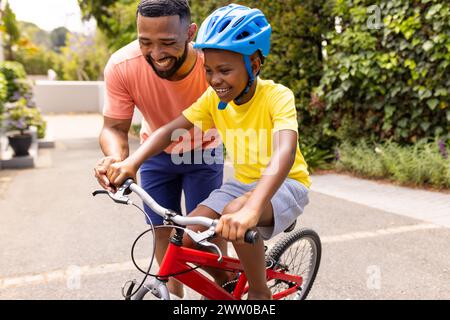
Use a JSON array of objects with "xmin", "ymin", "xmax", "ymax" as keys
[
  {"xmin": 203, "ymin": 49, "xmax": 250, "ymax": 103},
  {"xmin": 137, "ymin": 14, "xmax": 196, "ymax": 79}
]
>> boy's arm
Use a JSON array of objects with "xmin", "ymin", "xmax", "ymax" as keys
[
  {"xmin": 106, "ymin": 114, "xmax": 194, "ymax": 186},
  {"xmin": 216, "ymin": 129, "xmax": 297, "ymax": 242},
  {"xmin": 246, "ymin": 129, "xmax": 297, "ymax": 213}
]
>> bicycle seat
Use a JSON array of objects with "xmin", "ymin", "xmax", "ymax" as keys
[{"xmin": 284, "ymin": 219, "xmax": 297, "ymax": 233}]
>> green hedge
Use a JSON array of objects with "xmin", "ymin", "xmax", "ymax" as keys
[
  {"xmin": 81, "ymin": 0, "xmax": 449, "ymax": 156},
  {"xmin": 317, "ymin": 0, "xmax": 450, "ymax": 145}
]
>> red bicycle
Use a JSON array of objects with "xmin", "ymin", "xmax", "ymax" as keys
[{"xmin": 93, "ymin": 179, "xmax": 321, "ymax": 300}]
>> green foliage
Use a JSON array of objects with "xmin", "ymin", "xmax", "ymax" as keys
[
  {"xmin": 0, "ymin": 72, "xmax": 7, "ymax": 116},
  {"xmin": 78, "ymin": 0, "xmax": 450, "ymax": 178},
  {"xmin": 336, "ymin": 140, "xmax": 388, "ymax": 178},
  {"xmin": 18, "ymin": 21, "xmax": 52, "ymax": 49},
  {"xmin": 79, "ymin": 0, "xmax": 137, "ymax": 51},
  {"xmin": 0, "ymin": 60, "xmax": 46, "ymax": 138},
  {"xmin": 190, "ymin": 0, "xmax": 335, "ymax": 162},
  {"xmin": 318, "ymin": 0, "xmax": 450, "ymax": 145},
  {"xmin": 14, "ymin": 44, "xmax": 62, "ymax": 75},
  {"xmin": 55, "ymin": 31, "xmax": 109, "ymax": 80},
  {"xmin": 2, "ymin": 1, "xmax": 21, "ymax": 60},
  {"xmin": 0, "ymin": 61, "xmax": 28, "ymax": 101},
  {"xmin": 0, "ymin": 72, "xmax": 7, "ymax": 102},
  {"xmin": 78, "ymin": 0, "xmax": 119, "ymax": 36},
  {"xmin": 337, "ymin": 138, "xmax": 450, "ymax": 189},
  {"xmin": 2, "ymin": 2, "xmax": 20, "ymax": 41},
  {"xmin": 300, "ymin": 140, "xmax": 335, "ymax": 173},
  {"xmin": 2, "ymin": 98, "xmax": 47, "ymax": 138}
]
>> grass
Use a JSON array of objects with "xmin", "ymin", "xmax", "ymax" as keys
[{"xmin": 336, "ymin": 139, "xmax": 450, "ymax": 190}]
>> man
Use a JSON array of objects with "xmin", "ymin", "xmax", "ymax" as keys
[{"xmin": 94, "ymin": 0, "xmax": 223, "ymax": 298}]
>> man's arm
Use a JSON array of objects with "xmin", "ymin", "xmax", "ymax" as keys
[
  {"xmin": 94, "ymin": 116, "xmax": 132, "ymax": 192},
  {"xmin": 99, "ymin": 116, "xmax": 132, "ymax": 159}
]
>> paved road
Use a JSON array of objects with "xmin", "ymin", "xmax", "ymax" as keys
[{"xmin": 1, "ymin": 114, "xmax": 449, "ymax": 300}]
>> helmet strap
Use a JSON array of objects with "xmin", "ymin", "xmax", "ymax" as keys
[
  {"xmin": 235, "ymin": 55, "xmax": 255, "ymax": 104},
  {"xmin": 217, "ymin": 55, "xmax": 255, "ymax": 110}
]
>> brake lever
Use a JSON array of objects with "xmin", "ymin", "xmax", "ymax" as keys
[
  {"xmin": 184, "ymin": 227, "xmax": 223, "ymax": 263},
  {"xmin": 92, "ymin": 189, "xmax": 131, "ymax": 205},
  {"xmin": 198, "ymin": 240, "xmax": 223, "ymax": 263}
]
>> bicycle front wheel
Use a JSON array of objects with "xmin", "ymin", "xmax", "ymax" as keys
[{"xmin": 266, "ymin": 228, "xmax": 321, "ymax": 300}]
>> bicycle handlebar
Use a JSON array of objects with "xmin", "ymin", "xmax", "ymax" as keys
[{"xmin": 93, "ymin": 178, "xmax": 259, "ymax": 244}]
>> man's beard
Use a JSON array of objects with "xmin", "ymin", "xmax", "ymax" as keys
[{"xmin": 145, "ymin": 42, "xmax": 189, "ymax": 79}]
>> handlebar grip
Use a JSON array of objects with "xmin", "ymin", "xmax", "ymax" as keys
[{"xmin": 244, "ymin": 230, "xmax": 259, "ymax": 244}]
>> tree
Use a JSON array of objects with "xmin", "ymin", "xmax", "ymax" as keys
[
  {"xmin": 78, "ymin": 0, "xmax": 136, "ymax": 51},
  {"xmin": 2, "ymin": 1, "xmax": 20, "ymax": 60},
  {"xmin": 50, "ymin": 26, "xmax": 69, "ymax": 52},
  {"xmin": 78, "ymin": 0, "xmax": 117, "ymax": 36},
  {"xmin": 19, "ymin": 21, "xmax": 51, "ymax": 49}
]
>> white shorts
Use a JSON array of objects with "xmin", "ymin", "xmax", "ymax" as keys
[{"xmin": 199, "ymin": 178, "xmax": 309, "ymax": 240}]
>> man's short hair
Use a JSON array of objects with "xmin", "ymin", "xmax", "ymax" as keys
[{"xmin": 137, "ymin": 0, "xmax": 191, "ymax": 24}]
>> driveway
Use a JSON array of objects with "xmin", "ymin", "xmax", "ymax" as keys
[{"xmin": 1, "ymin": 114, "xmax": 449, "ymax": 299}]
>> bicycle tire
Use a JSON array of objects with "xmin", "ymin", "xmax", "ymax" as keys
[{"xmin": 266, "ymin": 228, "xmax": 321, "ymax": 300}]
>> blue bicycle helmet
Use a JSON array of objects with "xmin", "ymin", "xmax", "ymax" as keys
[{"xmin": 194, "ymin": 4, "xmax": 272, "ymax": 110}]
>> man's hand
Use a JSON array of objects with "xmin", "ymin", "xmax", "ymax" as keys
[
  {"xmin": 215, "ymin": 207, "xmax": 260, "ymax": 244},
  {"xmin": 94, "ymin": 156, "xmax": 122, "ymax": 192},
  {"xmin": 106, "ymin": 159, "xmax": 138, "ymax": 189}
]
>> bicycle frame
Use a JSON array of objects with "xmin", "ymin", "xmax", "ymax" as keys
[
  {"xmin": 157, "ymin": 241, "xmax": 304, "ymax": 300},
  {"xmin": 94, "ymin": 180, "xmax": 306, "ymax": 300}
]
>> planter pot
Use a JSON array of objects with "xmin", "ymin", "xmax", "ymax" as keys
[{"xmin": 8, "ymin": 134, "xmax": 33, "ymax": 157}]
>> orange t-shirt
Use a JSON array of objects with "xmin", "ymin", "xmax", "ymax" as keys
[{"xmin": 103, "ymin": 40, "xmax": 214, "ymax": 153}]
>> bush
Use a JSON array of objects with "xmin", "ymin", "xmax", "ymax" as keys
[
  {"xmin": 0, "ymin": 73, "xmax": 7, "ymax": 118},
  {"xmin": 300, "ymin": 140, "xmax": 335, "ymax": 173},
  {"xmin": 0, "ymin": 72, "xmax": 7, "ymax": 103},
  {"xmin": 15, "ymin": 44, "xmax": 62, "ymax": 75},
  {"xmin": 0, "ymin": 61, "xmax": 28, "ymax": 101},
  {"xmin": 0, "ymin": 62, "xmax": 46, "ymax": 138},
  {"xmin": 56, "ymin": 31, "xmax": 109, "ymax": 81},
  {"xmin": 2, "ymin": 98, "xmax": 47, "ymax": 139}
]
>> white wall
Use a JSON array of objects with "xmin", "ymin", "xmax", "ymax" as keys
[
  {"xmin": 33, "ymin": 80, "xmax": 143, "ymax": 124},
  {"xmin": 33, "ymin": 81, "xmax": 105, "ymax": 114}
]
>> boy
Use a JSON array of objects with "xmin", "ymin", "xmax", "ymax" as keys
[{"xmin": 107, "ymin": 4, "xmax": 311, "ymax": 300}]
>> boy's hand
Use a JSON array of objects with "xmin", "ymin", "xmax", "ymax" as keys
[
  {"xmin": 215, "ymin": 207, "xmax": 260, "ymax": 244},
  {"xmin": 106, "ymin": 159, "xmax": 138, "ymax": 190},
  {"xmin": 94, "ymin": 156, "xmax": 122, "ymax": 192}
]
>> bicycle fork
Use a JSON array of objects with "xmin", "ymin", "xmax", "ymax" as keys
[{"xmin": 131, "ymin": 278, "xmax": 170, "ymax": 300}]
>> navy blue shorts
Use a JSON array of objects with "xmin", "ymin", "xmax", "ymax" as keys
[{"xmin": 139, "ymin": 147, "xmax": 224, "ymax": 226}]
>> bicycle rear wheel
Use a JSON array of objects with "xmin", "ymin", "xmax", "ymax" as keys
[{"xmin": 266, "ymin": 228, "xmax": 321, "ymax": 300}]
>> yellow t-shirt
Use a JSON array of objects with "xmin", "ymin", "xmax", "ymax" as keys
[{"xmin": 182, "ymin": 78, "xmax": 311, "ymax": 188}]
